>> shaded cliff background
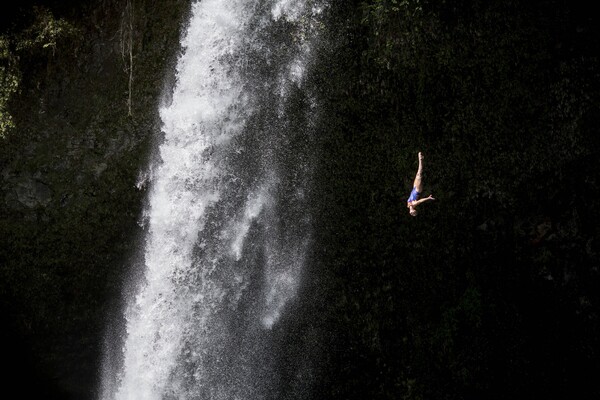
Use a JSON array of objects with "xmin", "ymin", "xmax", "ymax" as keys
[
  {"xmin": 0, "ymin": 0, "xmax": 189, "ymax": 397},
  {"xmin": 1, "ymin": 0, "xmax": 598, "ymax": 399}
]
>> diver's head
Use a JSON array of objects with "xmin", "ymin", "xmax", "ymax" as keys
[{"xmin": 409, "ymin": 206, "xmax": 418, "ymax": 217}]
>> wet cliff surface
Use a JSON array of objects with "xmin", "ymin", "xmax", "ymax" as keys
[
  {"xmin": 0, "ymin": 0, "xmax": 189, "ymax": 397},
  {"xmin": 1, "ymin": 0, "xmax": 599, "ymax": 399}
]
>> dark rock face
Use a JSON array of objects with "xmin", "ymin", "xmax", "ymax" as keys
[
  {"xmin": 12, "ymin": 176, "xmax": 53, "ymax": 208},
  {"xmin": 0, "ymin": 1, "xmax": 189, "ymax": 398}
]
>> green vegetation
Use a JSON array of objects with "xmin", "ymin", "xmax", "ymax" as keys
[
  {"xmin": 0, "ymin": 6, "xmax": 81, "ymax": 139},
  {"xmin": 0, "ymin": 36, "xmax": 20, "ymax": 137},
  {"xmin": 16, "ymin": 6, "xmax": 82, "ymax": 55}
]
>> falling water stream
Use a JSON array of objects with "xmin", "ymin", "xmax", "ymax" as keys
[{"xmin": 100, "ymin": 1, "xmax": 325, "ymax": 399}]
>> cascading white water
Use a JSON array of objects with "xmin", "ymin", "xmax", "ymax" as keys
[{"xmin": 100, "ymin": 1, "xmax": 325, "ymax": 399}]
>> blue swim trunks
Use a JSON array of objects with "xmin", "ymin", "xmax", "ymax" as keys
[{"xmin": 407, "ymin": 187, "xmax": 420, "ymax": 203}]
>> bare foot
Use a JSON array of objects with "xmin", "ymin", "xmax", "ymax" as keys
[{"xmin": 418, "ymin": 152, "xmax": 423, "ymax": 160}]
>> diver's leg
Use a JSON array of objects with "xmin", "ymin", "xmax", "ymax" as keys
[{"xmin": 412, "ymin": 152, "xmax": 423, "ymax": 193}]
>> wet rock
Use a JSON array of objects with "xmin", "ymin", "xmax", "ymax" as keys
[
  {"xmin": 13, "ymin": 177, "xmax": 53, "ymax": 208},
  {"xmin": 94, "ymin": 162, "xmax": 108, "ymax": 178}
]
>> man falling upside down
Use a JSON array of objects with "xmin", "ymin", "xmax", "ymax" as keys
[{"xmin": 407, "ymin": 152, "xmax": 435, "ymax": 216}]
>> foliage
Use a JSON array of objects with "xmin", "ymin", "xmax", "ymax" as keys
[
  {"xmin": 16, "ymin": 6, "xmax": 81, "ymax": 56},
  {"xmin": 0, "ymin": 6, "xmax": 81, "ymax": 140},
  {"xmin": 360, "ymin": 0, "xmax": 425, "ymax": 60},
  {"xmin": 0, "ymin": 35, "xmax": 20, "ymax": 137}
]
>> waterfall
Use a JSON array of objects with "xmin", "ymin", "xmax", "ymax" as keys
[{"xmin": 99, "ymin": 0, "xmax": 325, "ymax": 399}]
